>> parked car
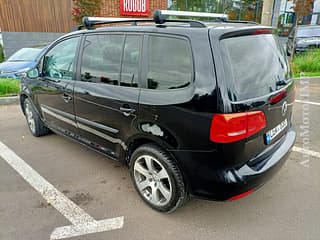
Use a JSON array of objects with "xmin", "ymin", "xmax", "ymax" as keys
[
  {"xmin": 0, "ymin": 46, "xmax": 45, "ymax": 79},
  {"xmin": 287, "ymin": 25, "xmax": 320, "ymax": 55},
  {"xmin": 20, "ymin": 10, "xmax": 296, "ymax": 213}
]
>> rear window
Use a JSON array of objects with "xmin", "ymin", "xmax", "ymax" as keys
[{"xmin": 220, "ymin": 34, "xmax": 290, "ymax": 101}]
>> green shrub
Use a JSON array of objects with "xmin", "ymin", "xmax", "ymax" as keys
[
  {"xmin": 0, "ymin": 78, "xmax": 20, "ymax": 96},
  {"xmin": 0, "ymin": 44, "xmax": 4, "ymax": 63},
  {"xmin": 293, "ymin": 49, "xmax": 320, "ymax": 76}
]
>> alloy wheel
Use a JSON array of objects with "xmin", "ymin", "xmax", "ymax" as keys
[
  {"xmin": 25, "ymin": 102, "xmax": 35, "ymax": 133},
  {"xmin": 133, "ymin": 155, "xmax": 172, "ymax": 207}
]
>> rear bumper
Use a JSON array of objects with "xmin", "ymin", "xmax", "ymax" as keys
[{"xmin": 171, "ymin": 128, "xmax": 296, "ymax": 200}]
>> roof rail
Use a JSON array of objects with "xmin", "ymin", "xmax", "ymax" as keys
[
  {"xmin": 77, "ymin": 9, "xmax": 229, "ymax": 31},
  {"xmin": 224, "ymin": 20, "xmax": 258, "ymax": 25},
  {"xmin": 153, "ymin": 9, "xmax": 228, "ymax": 24},
  {"xmin": 82, "ymin": 17, "xmax": 153, "ymax": 29},
  {"xmin": 81, "ymin": 15, "xmax": 207, "ymax": 29}
]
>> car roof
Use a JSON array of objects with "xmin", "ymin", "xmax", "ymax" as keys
[{"xmin": 64, "ymin": 21, "xmax": 271, "ymax": 40}]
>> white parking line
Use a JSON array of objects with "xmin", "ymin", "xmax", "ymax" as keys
[
  {"xmin": 0, "ymin": 141, "xmax": 124, "ymax": 240},
  {"xmin": 295, "ymin": 100, "xmax": 320, "ymax": 106},
  {"xmin": 292, "ymin": 146, "xmax": 320, "ymax": 159}
]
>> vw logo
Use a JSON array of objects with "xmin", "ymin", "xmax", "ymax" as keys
[{"xmin": 282, "ymin": 101, "xmax": 288, "ymax": 116}]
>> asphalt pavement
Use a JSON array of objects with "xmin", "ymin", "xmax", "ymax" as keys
[{"xmin": 0, "ymin": 78, "xmax": 319, "ymax": 240}]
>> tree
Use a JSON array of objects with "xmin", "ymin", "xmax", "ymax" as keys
[
  {"xmin": 290, "ymin": 0, "xmax": 314, "ymax": 61},
  {"xmin": 72, "ymin": 0, "xmax": 103, "ymax": 24},
  {"xmin": 170, "ymin": 0, "xmax": 262, "ymax": 22},
  {"xmin": 293, "ymin": 0, "xmax": 314, "ymax": 21}
]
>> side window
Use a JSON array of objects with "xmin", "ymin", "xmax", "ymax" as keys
[
  {"xmin": 81, "ymin": 34, "xmax": 124, "ymax": 85},
  {"xmin": 43, "ymin": 37, "xmax": 79, "ymax": 80},
  {"xmin": 147, "ymin": 36, "xmax": 192, "ymax": 90},
  {"xmin": 120, "ymin": 35, "xmax": 141, "ymax": 88}
]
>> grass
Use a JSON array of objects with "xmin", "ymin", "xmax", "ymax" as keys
[
  {"xmin": 292, "ymin": 49, "xmax": 320, "ymax": 78},
  {"xmin": 0, "ymin": 78, "xmax": 20, "ymax": 97}
]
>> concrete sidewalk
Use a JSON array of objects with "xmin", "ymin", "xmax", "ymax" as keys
[{"xmin": 0, "ymin": 96, "xmax": 19, "ymax": 105}]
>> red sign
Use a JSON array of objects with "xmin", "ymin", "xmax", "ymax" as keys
[{"xmin": 120, "ymin": 0, "xmax": 149, "ymax": 16}]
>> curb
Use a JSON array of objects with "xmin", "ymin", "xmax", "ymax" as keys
[
  {"xmin": 0, "ymin": 96, "xmax": 19, "ymax": 105},
  {"xmin": 294, "ymin": 76, "xmax": 320, "ymax": 81}
]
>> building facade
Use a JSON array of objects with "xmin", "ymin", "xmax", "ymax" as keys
[{"xmin": 0, "ymin": 0, "xmax": 167, "ymax": 57}]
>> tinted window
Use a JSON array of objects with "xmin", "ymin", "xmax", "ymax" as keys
[
  {"xmin": 221, "ymin": 34, "xmax": 290, "ymax": 101},
  {"xmin": 297, "ymin": 27, "xmax": 320, "ymax": 37},
  {"xmin": 81, "ymin": 35, "xmax": 124, "ymax": 85},
  {"xmin": 120, "ymin": 35, "xmax": 141, "ymax": 88},
  {"xmin": 147, "ymin": 36, "xmax": 192, "ymax": 90},
  {"xmin": 43, "ymin": 37, "xmax": 79, "ymax": 80}
]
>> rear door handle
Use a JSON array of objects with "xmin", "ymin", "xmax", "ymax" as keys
[
  {"xmin": 120, "ymin": 106, "xmax": 136, "ymax": 116},
  {"xmin": 62, "ymin": 93, "xmax": 72, "ymax": 103}
]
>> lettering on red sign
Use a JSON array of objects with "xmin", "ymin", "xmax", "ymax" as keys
[{"xmin": 120, "ymin": 0, "xmax": 149, "ymax": 16}]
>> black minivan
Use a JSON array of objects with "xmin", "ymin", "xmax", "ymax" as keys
[{"xmin": 20, "ymin": 10, "xmax": 296, "ymax": 212}]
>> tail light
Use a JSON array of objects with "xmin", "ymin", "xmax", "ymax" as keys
[
  {"xmin": 210, "ymin": 111, "xmax": 266, "ymax": 143},
  {"xmin": 269, "ymin": 89, "xmax": 287, "ymax": 105}
]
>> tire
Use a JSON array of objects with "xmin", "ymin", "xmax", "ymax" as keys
[
  {"xmin": 129, "ymin": 144, "xmax": 188, "ymax": 213},
  {"xmin": 24, "ymin": 98, "xmax": 50, "ymax": 137}
]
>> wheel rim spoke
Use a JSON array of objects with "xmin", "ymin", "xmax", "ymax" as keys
[
  {"xmin": 156, "ymin": 168, "xmax": 169, "ymax": 180},
  {"xmin": 158, "ymin": 182, "xmax": 171, "ymax": 201},
  {"xmin": 151, "ymin": 186, "xmax": 160, "ymax": 204},
  {"xmin": 144, "ymin": 156, "xmax": 155, "ymax": 173},
  {"xmin": 134, "ymin": 162, "xmax": 150, "ymax": 178},
  {"xmin": 137, "ymin": 179, "xmax": 149, "ymax": 192}
]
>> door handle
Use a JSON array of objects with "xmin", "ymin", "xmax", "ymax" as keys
[
  {"xmin": 120, "ymin": 106, "xmax": 136, "ymax": 117},
  {"xmin": 62, "ymin": 93, "xmax": 72, "ymax": 103}
]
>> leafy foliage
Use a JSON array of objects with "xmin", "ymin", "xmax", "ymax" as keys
[
  {"xmin": 293, "ymin": 0, "xmax": 314, "ymax": 21},
  {"xmin": 170, "ymin": 0, "xmax": 262, "ymax": 22},
  {"xmin": 0, "ymin": 78, "xmax": 20, "ymax": 96},
  {"xmin": 0, "ymin": 44, "xmax": 5, "ymax": 63},
  {"xmin": 72, "ymin": 0, "xmax": 102, "ymax": 24}
]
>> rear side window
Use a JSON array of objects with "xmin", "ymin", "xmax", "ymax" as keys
[
  {"xmin": 120, "ymin": 35, "xmax": 141, "ymax": 88},
  {"xmin": 220, "ymin": 34, "xmax": 290, "ymax": 101},
  {"xmin": 81, "ymin": 34, "xmax": 142, "ymax": 87},
  {"xmin": 147, "ymin": 36, "xmax": 192, "ymax": 90},
  {"xmin": 81, "ymin": 34, "xmax": 124, "ymax": 85}
]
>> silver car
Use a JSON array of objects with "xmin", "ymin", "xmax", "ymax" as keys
[{"xmin": 287, "ymin": 25, "xmax": 320, "ymax": 55}]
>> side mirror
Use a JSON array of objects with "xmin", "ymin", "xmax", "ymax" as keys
[{"xmin": 27, "ymin": 68, "xmax": 40, "ymax": 79}]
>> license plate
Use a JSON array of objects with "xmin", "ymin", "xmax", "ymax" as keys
[{"xmin": 265, "ymin": 119, "xmax": 288, "ymax": 144}]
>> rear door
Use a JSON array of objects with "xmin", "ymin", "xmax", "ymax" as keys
[
  {"xmin": 74, "ymin": 33, "xmax": 142, "ymax": 158},
  {"xmin": 211, "ymin": 29, "xmax": 295, "ymax": 164},
  {"xmin": 37, "ymin": 37, "xmax": 80, "ymax": 135}
]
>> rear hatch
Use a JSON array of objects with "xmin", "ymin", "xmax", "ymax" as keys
[{"xmin": 209, "ymin": 28, "xmax": 295, "ymax": 167}]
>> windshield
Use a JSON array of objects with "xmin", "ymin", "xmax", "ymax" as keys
[
  {"xmin": 8, "ymin": 48, "xmax": 42, "ymax": 62},
  {"xmin": 220, "ymin": 34, "xmax": 291, "ymax": 101},
  {"xmin": 297, "ymin": 27, "xmax": 320, "ymax": 37}
]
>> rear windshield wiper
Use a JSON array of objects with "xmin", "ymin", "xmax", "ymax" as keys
[{"xmin": 276, "ymin": 80, "xmax": 288, "ymax": 87}]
